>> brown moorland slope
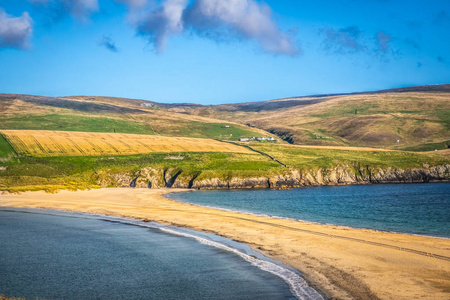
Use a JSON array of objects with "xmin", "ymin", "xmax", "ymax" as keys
[{"xmin": 166, "ymin": 85, "xmax": 450, "ymax": 150}]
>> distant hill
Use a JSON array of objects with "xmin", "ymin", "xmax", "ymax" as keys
[
  {"xmin": 1, "ymin": 84, "xmax": 449, "ymax": 150},
  {"xmin": 162, "ymin": 84, "xmax": 450, "ymax": 150},
  {"xmin": 0, "ymin": 93, "xmax": 274, "ymax": 142}
]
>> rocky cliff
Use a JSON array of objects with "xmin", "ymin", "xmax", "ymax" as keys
[{"xmin": 95, "ymin": 164, "xmax": 450, "ymax": 190}]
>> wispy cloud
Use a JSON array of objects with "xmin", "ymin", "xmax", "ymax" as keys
[
  {"xmin": 98, "ymin": 35, "xmax": 118, "ymax": 52},
  {"xmin": 404, "ymin": 38, "xmax": 420, "ymax": 50},
  {"xmin": 432, "ymin": 11, "xmax": 450, "ymax": 26},
  {"xmin": 0, "ymin": 9, "xmax": 33, "ymax": 50},
  {"xmin": 321, "ymin": 26, "xmax": 364, "ymax": 53},
  {"xmin": 115, "ymin": 0, "xmax": 151, "ymax": 23},
  {"xmin": 30, "ymin": 0, "xmax": 99, "ymax": 21},
  {"xmin": 321, "ymin": 26, "xmax": 403, "ymax": 63},
  {"xmin": 127, "ymin": 0, "xmax": 299, "ymax": 56},
  {"xmin": 136, "ymin": 0, "xmax": 188, "ymax": 53},
  {"xmin": 375, "ymin": 31, "xmax": 391, "ymax": 52}
]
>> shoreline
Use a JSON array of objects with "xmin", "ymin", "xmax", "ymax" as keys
[
  {"xmin": 164, "ymin": 186, "xmax": 450, "ymax": 241},
  {"xmin": 0, "ymin": 207, "xmax": 319, "ymax": 300},
  {"xmin": 1, "ymin": 188, "xmax": 449, "ymax": 299}
]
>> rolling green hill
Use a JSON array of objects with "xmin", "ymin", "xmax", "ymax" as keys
[{"xmin": 0, "ymin": 94, "xmax": 275, "ymax": 141}]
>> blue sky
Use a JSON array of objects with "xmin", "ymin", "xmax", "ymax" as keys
[{"xmin": 0, "ymin": 0, "xmax": 449, "ymax": 104}]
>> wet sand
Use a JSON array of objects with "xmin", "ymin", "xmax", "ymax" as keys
[{"xmin": 1, "ymin": 188, "xmax": 449, "ymax": 299}]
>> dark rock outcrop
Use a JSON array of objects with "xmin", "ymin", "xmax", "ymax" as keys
[{"xmin": 95, "ymin": 164, "xmax": 450, "ymax": 190}]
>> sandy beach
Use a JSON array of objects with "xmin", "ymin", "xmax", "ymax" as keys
[{"xmin": 1, "ymin": 188, "xmax": 449, "ymax": 300}]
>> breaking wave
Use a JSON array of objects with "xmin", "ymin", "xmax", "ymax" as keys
[{"xmin": 104, "ymin": 216, "xmax": 324, "ymax": 300}]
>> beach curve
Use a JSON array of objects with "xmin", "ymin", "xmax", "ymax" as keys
[{"xmin": 1, "ymin": 188, "xmax": 449, "ymax": 299}]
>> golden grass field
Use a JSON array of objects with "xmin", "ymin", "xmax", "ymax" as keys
[{"xmin": 0, "ymin": 130, "xmax": 252, "ymax": 157}]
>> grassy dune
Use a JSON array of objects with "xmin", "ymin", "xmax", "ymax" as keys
[{"xmin": 0, "ymin": 130, "xmax": 252, "ymax": 157}]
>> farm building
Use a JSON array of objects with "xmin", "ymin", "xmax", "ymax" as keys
[{"xmin": 239, "ymin": 137, "xmax": 275, "ymax": 142}]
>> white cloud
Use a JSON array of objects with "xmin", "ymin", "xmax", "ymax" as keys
[
  {"xmin": 30, "ymin": 0, "xmax": 99, "ymax": 20},
  {"xmin": 131, "ymin": 0, "xmax": 299, "ymax": 55},
  {"xmin": 184, "ymin": 0, "xmax": 299, "ymax": 55},
  {"xmin": 70, "ymin": 0, "xmax": 99, "ymax": 19},
  {"xmin": 0, "ymin": 9, "xmax": 33, "ymax": 50},
  {"xmin": 136, "ymin": 0, "xmax": 188, "ymax": 52}
]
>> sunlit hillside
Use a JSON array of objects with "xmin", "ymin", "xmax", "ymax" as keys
[
  {"xmin": 0, "ymin": 130, "xmax": 252, "ymax": 157},
  {"xmin": 0, "ymin": 94, "xmax": 275, "ymax": 142},
  {"xmin": 164, "ymin": 85, "xmax": 450, "ymax": 151}
]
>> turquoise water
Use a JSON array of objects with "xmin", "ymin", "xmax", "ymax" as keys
[
  {"xmin": 0, "ymin": 209, "xmax": 323, "ymax": 300},
  {"xmin": 170, "ymin": 183, "xmax": 450, "ymax": 238}
]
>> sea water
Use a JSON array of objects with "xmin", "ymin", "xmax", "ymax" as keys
[
  {"xmin": 0, "ymin": 208, "xmax": 323, "ymax": 300},
  {"xmin": 170, "ymin": 183, "xmax": 450, "ymax": 238}
]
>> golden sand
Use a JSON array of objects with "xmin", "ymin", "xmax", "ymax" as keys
[{"xmin": 1, "ymin": 188, "xmax": 449, "ymax": 299}]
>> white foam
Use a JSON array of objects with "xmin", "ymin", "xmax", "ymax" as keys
[
  {"xmin": 158, "ymin": 226, "xmax": 324, "ymax": 300},
  {"xmin": 3, "ymin": 208, "xmax": 324, "ymax": 299},
  {"xmin": 102, "ymin": 216, "xmax": 323, "ymax": 299}
]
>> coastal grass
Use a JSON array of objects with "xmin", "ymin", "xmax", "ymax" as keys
[
  {"xmin": 1, "ymin": 128, "xmax": 448, "ymax": 192},
  {"xmin": 400, "ymin": 140, "xmax": 450, "ymax": 152},
  {"xmin": 251, "ymin": 143, "xmax": 449, "ymax": 169},
  {"xmin": 0, "ymin": 130, "xmax": 252, "ymax": 157},
  {"xmin": 0, "ymin": 129, "xmax": 277, "ymax": 192},
  {"xmin": 0, "ymin": 151, "xmax": 280, "ymax": 192},
  {"xmin": 0, "ymin": 134, "xmax": 16, "ymax": 158},
  {"xmin": 1, "ymin": 141, "xmax": 448, "ymax": 192}
]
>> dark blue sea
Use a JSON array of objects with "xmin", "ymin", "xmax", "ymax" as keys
[
  {"xmin": 0, "ymin": 209, "xmax": 323, "ymax": 300},
  {"xmin": 170, "ymin": 183, "xmax": 450, "ymax": 238}
]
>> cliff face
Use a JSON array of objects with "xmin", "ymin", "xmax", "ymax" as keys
[{"xmin": 96, "ymin": 165, "xmax": 450, "ymax": 190}]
